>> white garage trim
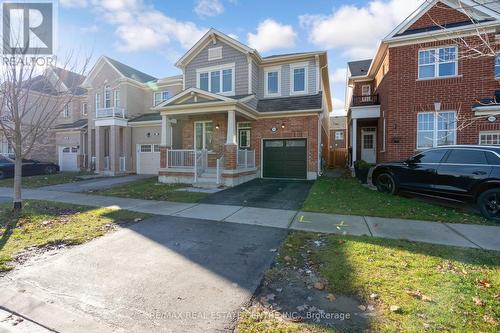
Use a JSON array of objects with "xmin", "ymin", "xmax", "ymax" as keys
[{"xmin": 58, "ymin": 146, "xmax": 79, "ymax": 171}]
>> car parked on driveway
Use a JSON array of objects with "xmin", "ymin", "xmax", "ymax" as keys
[
  {"xmin": 371, "ymin": 145, "xmax": 500, "ymax": 221},
  {"xmin": 0, "ymin": 156, "xmax": 60, "ymax": 179}
]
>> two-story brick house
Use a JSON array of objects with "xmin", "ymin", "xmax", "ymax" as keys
[
  {"xmin": 346, "ymin": 0, "xmax": 500, "ymax": 166},
  {"xmin": 155, "ymin": 29, "xmax": 332, "ymax": 187}
]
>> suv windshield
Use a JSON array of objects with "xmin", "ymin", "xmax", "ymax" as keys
[{"xmin": 0, "ymin": 156, "xmax": 13, "ymax": 163}]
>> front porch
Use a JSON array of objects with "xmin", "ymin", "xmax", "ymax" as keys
[{"xmin": 158, "ymin": 109, "xmax": 258, "ymax": 188}]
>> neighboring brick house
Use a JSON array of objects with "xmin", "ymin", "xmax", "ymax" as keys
[
  {"xmin": 329, "ymin": 116, "xmax": 347, "ymax": 149},
  {"xmin": 346, "ymin": 0, "xmax": 500, "ymax": 166},
  {"xmin": 156, "ymin": 29, "xmax": 332, "ymax": 187}
]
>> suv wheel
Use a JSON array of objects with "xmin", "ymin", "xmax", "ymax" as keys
[
  {"xmin": 45, "ymin": 166, "xmax": 57, "ymax": 175},
  {"xmin": 478, "ymin": 189, "xmax": 500, "ymax": 222},
  {"xmin": 376, "ymin": 173, "xmax": 397, "ymax": 195}
]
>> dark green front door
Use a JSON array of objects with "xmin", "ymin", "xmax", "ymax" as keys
[{"xmin": 263, "ymin": 139, "xmax": 307, "ymax": 179}]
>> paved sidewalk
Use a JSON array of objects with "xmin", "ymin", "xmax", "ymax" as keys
[
  {"xmin": 1, "ymin": 187, "xmax": 499, "ymax": 251},
  {"xmin": 39, "ymin": 174, "xmax": 153, "ymax": 192}
]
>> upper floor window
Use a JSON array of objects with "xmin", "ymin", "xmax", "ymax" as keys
[
  {"xmin": 290, "ymin": 63, "xmax": 307, "ymax": 94},
  {"xmin": 114, "ymin": 90, "xmax": 120, "ymax": 107},
  {"xmin": 62, "ymin": 105, "xmax": 70, "ymax": 118},
  {"xmin": 104, "ymin": 85, "xmax": 111, "ymax": 108},
  {"xmin": 361, "ymin": 84, "xmax": 371, "ymax": 102},
  {"xmin": 265, "ymin": 67, "xmax": 281, "ymax": 97},
  {"xmin": 154, "ymin": 91, "xmax": 170, "ymax": 106},
  {"xmin": 417, "ymin": 111, "xmax": 456, "ymax": 149},
  {"xmin": 495, "ymin": 52, "xmax": 500, "ymax": 79},
  {"xmin": 335, "ymin": 131, "xmax": 344, "ymax": 140},
  {"xmin": 82, "ymin": 103, "xmax": 88, "ymax": 116},
  {"xmin": 197, "ymin": 65, "xmax": 234, "ymax": 95},
  {"xmin": 95, "ymin": 93, "xmax": 101, "ymax": 110},
  {"xmin": 418, "ymin": 46, "xmax": 457, "ymax": 79}
]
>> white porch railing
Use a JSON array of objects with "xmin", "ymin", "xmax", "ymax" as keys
[
  {"xmin": 119, "ymin": 156, "xmax": 126, "ymax": 172},
  {"xmin": 167, "ymin": 149, "xmax": 196, "ymax": 168},
  {"xmin": 216, "ymin": 155, "xmax": 224, "ymax": 185},
  {"xmin": 104, "ymin": 156, "xmax": 110, "ymax": 170},
  {"xmin": 96, "ymin": 107, "xmax": 126, "ymax": 119},
  {"xmin": 237, "ymin": 149, "xmax": 255, "ymax": 169},
  {"xmin": 91, "ymin": 156, "xmax": 96, "ymax": 170}
]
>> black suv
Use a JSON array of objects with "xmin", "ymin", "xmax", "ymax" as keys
[{"xmin": 371, "ymin": 145, "xmax": 500, "ymax": 221}]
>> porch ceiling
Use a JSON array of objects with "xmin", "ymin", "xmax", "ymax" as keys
[{"xmin": 350, "ymin": 105, "xmax": 381, "ymax": 120}]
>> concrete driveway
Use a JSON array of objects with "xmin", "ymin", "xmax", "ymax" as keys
[
  {"xmin": 39, "ymin": 174, "xmax": 153, "ymax": 193},
  {"xmin": 0, "ymin": 196, "xmax": 10, "ymax": 204},
  {"xmin": 0, "ymin": 215, "xmax": 286, "ymax": 333},
  {"xmin": 201, "ymin": 178, "xmax": 314, "ymax": 210}
]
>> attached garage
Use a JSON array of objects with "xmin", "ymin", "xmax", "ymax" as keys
[
  {"xmin": 58, "ymin": 146, "xmax": 79, "ymax": 171},
  {"xmin": 263, "ymin": 139, "xmax": 307, "ymax": 179},
  {"xmin": 136, "ymin": 144, "xmax": 160, "ymax": 175}
]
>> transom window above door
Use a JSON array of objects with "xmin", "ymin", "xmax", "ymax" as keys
[
  {"xmin": 195, "ymin": 121, "xmax": 214, "ymax": 151},
  {"xmin": 197, "ymin": 64, "xmax": 235, "ymax": 95},
  {"xmin": 418, "ymin": 46, "xmax": 458, "ymax": 79}
]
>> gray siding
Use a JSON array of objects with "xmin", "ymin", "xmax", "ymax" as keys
[
  {"xmin": 184, "ymin": 40, "xmax": 248, "ymax": 95},
  {"xmin": 251, "ymin": 60, "xmax": 259, "ymax": 95},
  {"xmin": 257, "ymin": 59, "xmax": 318, "ymax": 99}
]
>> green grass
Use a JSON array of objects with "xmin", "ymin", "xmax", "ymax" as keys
[
  {"xmin": 303, "ymin": 176, "xmax": 493, "ymax": 225},
  {"xmin": 0, "ymin": 200, "xmax": 150, "ymax": 271},
  {"xmin": 0, "ymin": 171, "xmax": 94, "ymax": 188},
  {"xmin": 238, "ymin": 232, "xmax": 500, "ymax": 332},
  {"xmin": 91, "ymin": 177, "xmax": 209, "ymax": 203}
]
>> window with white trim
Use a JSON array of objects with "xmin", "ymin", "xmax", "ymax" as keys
[
  {"xmin": 104, "ymin": 85, "xmax": 111, "ymax": 108},
  {"xmin": 82, "ymin": 103, "xmax": 87, "ymax": 116},
  {"xmin": 290, "ymin": 63, "xmax": 307, "ymax": 94},
  {"xmin": 95, "ymin": 93, "xmax": 101, "ymax": 110},
  {"xmin": 479, "ymin": 132, "xmax": 500, "ymax": 145},
  {"xmin": 154, "ymin": 91, "xmax": 170, "ymax": 106},
  {"xmin": 62, "ymin": 105, "xmax": 69, "ymax": 118},
  {"xmin": 197, "ymin": 65, "xmax": 234, "ymax": 95},
  {"xmin": 417, "ymin": 111, "xmax": 456, "ymax": 149},
  {"xmin": 194, "ymin": 121, "xmax": 214, "ymax": 150},
  {"xmin": 335, "ymin": 131, "xmax": 344, "ymax": 140},
  {"xmin": 114, "ymin": 90, "xmax": 120, "ymax": 107},
  {"xmin": 208, "ymin": 47, "xmax": 222, "ymax": 61},
  {"xmin": 495, "ymin": 52, "xmax": 500, "ymax": 79},
  {"xmin": 265, "ymin": 67, "xmax": 280, "ymax": 96},
  {"xmin": 361, "ymin": 84, "xmax": 371, "ymax": 102},
  {"xmin": 418, "ymin": 46, "xmax": 457, "ymax": 79}
]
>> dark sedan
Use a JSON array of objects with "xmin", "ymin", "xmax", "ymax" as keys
[
  {"xmin": 0, "ymin": 156, "xmax": 60, "ymax": 179},
  {"xmin": 371, "ymin": 145, "xmax": 500, "ymax": 221}
]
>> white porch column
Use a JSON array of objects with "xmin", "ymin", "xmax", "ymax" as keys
[
  {"xmin": 352, "ymin": 118, "xmax": 357, "ymax": 166},
  {"xmin": 161, "ymin": 115, "xmax": 172, "ymax": 147},
  {"xmin": 226, "ymin": 110, "xmax": 237, "ymax": 145}
]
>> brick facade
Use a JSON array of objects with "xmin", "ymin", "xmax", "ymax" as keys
[{"xmin": 349, "ymin": 3, "xmax": 500, "ymax": 164}]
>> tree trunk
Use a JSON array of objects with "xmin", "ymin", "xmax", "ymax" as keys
[{"xmin": 13, "ymin": 156, "xmax": 22, "ymax": 211}]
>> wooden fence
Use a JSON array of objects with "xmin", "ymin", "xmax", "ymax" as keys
[{"xmin": 329, "ymin": 148, "xmax": 348, "ymax": 168}]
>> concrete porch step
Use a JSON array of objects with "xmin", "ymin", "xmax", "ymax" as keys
[{"xmin": 193, "ymin": 181, "xmax": 221, "ymax": 189}]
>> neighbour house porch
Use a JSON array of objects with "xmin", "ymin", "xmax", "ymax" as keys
[{"xmin": 349, "ymin": 94, "xmax": 381, "ymax": 166}]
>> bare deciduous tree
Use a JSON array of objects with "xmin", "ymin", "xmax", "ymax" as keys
[{"xmin": 0, "ymin": 52, "xmax": 90, "ymax": 211}]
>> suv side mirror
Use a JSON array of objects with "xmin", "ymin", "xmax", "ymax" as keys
[{"xmin": 405, "ymin": 157, "xmax": 416, "ymax": 165}]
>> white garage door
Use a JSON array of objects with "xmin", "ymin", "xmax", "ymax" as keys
[
  {"xmin": 137, "ymin": 144, "xmax": 160, "ymax": 175},
  {"xmin": 59, "ymin": 146, "xmax": 79, "ymax": 171}
]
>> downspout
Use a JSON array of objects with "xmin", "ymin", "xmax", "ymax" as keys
[{"xmin": 317, "ymin": 115, "xmax": 321, "ymax": 177}]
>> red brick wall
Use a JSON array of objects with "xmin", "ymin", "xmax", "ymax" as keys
[
  {"xmin": 381, "ymin": 34, "xmax": 500, "ymax": 162},
  {"xmin": 408, "ymin": 3, "xmax": 471, "ymax": 30},
  {"xmin": 330, "ymin": 129, "xmax": 346, "ymax": 148}
]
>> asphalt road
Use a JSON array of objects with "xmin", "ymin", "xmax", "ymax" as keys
[{"xmin": 0, "ymin": 215, "xmax": 287, "ymax": 333}]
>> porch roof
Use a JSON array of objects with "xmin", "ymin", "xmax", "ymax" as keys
[
  {"xmin": 129, "ymin": 112, "xmax": 161, "ymax": 123},
  {"xmin": 53, "ymin": 119, "xmax": 88, "ymax": 130},
  {"xmin": 256, "ymin": 92, "xmax": 322, "ymax": 113}
]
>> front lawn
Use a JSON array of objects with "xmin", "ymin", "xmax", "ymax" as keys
[
  {"xmin": 0, "ymin": 200, "xmax": 150, "ymax": 271},
  {"xmin": 238, "ymin": 232, "xmax": 500, "ymax": 332},
  {"xmin": 303, "ymin": 176, "xmax": 492, "ymax": 225},
  {"xmin": 0, "ymin": 171, "xmax": 94, "ymax": 188},
  {"xmin": 90, "ymin": 177, "xmax": 209, "ymax": 203}
]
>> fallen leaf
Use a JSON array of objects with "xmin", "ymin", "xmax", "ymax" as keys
[
  {"xmin": 406, "ymin": 290, "xmax": 433, "ymax": 302},
  {"xmin": 389, "ymin": 305, "xmax": 402, "ymax": 313},
  {"xmin": 313, "ymin": 282, "xmax": 325, "ymax": 290},
  {"xmin": 483, "ymin": 314, "xmax": 497, "ymax": 325},
  {"xmin": 476, "ymin": 278, "xmax": 492, "ymax": 289},
  {"xmin": 473, "ymin": 297, "xmax": 485, "ymax": 306},
  {"xmin": 327, "ymin": 293, "xmax": 336, "ymax": 301},
  {"xmin": 284, "ymin": 256, "xmax": 292, "ymax": 262},
  {"xmin": 494, "ymin": 294, "xmax": 500, "ymax": 301},
  {"xmin": 370, "ymin": 293, "xmax": 379, "ymax": 300}
]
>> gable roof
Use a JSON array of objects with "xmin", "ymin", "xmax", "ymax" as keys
[
  {"xmin": 175, "ymin": 28, "xmax": 260, "ymax": 68},
  {"xmin": 104, "ymin": 56, "xmax": 157, "ymax": 83},
  {"xmin": 154, "ymin": 87, "xmax": 235, "ymax": 109},
  {"xmin": 348, "ymin": 59, "xmax": 372, "ymax": 77},
  {"xmin": 385, "ymin": 0, "xmax": 500, "ymax": 40},
  {"xmin": 54, "ymin": 119, "xmax": 88, "ymax": 130}
]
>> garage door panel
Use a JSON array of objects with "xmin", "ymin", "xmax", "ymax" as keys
[
  {"xmin": 137, "ymin": 144, "xmax": 160, "ymax": 175},
  {"xmin": 263, "ymin": 139, "xmax": 307, "ymax": 179}
]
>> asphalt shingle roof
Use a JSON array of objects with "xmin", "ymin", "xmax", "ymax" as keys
[
  {"xmin": 348, "ymin": 59, "xmax": 372, "ymax": 77},
  {"xmin": 105, "ymin": 57, "xmax": 157, "ymax": 83},
  {"xmin": 54, "ymin": 119, "xmax": 88, "ymax": 129},
  {"xmin": 256, "ymin": 92, "xmax": 322, "ymax": 113},
  {"xmin": 129, "ymin": 112, "xmax": 161, "ymax": 123}
]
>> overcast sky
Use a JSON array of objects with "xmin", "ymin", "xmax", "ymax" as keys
[{"xmin": 58, "ymin": 0, "xmax": 425, "ymax": 115}]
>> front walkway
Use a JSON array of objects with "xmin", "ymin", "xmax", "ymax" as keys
[
  {"xmin": 0, "ymin": 187, "xmax": 499, "ymax": 251},
  {"xmin": 39, "ymin": 174, "xmax": 153, "ymax": 192}
]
